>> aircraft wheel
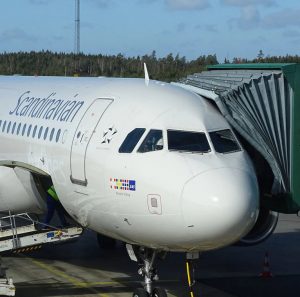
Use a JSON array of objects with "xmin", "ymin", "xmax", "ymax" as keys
[
  {"xmin": 97, "ymin": 234, "xmax": 116, "ymax": 249},
  {"xmin": 132, "ymin": 288, "xmax": 149, "ymax": 297},
  {"xmin": 152, "ymin": 287, "xmax": 167, "ymax": 297}
]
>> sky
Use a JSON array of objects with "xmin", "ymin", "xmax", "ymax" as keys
[{"xmin": 0, "ymin": 0, "xmax": 299, "ymax": 62}]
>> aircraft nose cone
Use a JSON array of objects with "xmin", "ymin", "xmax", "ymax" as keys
[{"xmin": 181, "ymin": 168, "xmax": 259, "ymax": 249}]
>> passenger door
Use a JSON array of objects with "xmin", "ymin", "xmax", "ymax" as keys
[{"xmin": 70, "ymin": 98, "xmax": 113, "ymax": 186}]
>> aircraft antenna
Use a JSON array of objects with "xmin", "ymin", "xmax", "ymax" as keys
[
  {"xmin": 75, "ymin": 0, "xmax": 80, "ymax": 54},
  {"xmin": 144, "ymin": 63, "xmax": 150, "ymax": 86}
]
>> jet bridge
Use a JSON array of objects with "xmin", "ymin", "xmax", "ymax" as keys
[{"xmin": 175, "ymin": 63, "xmax": 300, "ymax": 214}]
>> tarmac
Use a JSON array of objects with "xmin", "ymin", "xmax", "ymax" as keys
[{"xmin": 2, "ymin": 213, "xmax": 300, "ymax": 297}]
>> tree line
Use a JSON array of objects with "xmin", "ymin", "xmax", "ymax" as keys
[
  {"xmin": 0, "ymin": 51, "xmax": 217, "ymax": 82},
  {"xmin": 0, "ymin": 50, "xmax": 299, "ymax": 82}
]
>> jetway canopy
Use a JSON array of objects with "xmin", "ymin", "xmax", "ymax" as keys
[{"xmin": 176, "ymin": 63, "xmax": 300, "ymax": 213}]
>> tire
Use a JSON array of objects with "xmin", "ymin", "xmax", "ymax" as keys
[
  {"xmin": 132, "ymin": 288, "xmax": 149, "ymax": 297},
  {"xmin": 152, "ymin": 288, "xmax": 167, "ymax": 297},
  {"xmin": 97, "ymin": 234, "xmax": 117, "ymax": 249}
]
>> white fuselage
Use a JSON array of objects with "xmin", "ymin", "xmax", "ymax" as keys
[{"xmin": 0, "ymin": 76, "xmax": 259, "ymax": 252}]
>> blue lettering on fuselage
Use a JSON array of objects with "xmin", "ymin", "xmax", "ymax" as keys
[{"xmin": 9, "ymin": 91, "xmax": 85, "ymax": 123}]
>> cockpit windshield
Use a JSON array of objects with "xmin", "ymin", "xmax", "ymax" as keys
[
  {"xmin": 138, "ymin": 130, "xmax": 163, "ymax": 153},
  {"xmin": 119, "ymin": 128, "xmax": 146, "ymax": 153},
  {"xmin": 167, "ymin": 130, "xmax": 210, "ymax": 153},
  {"xmin": 209, "ymin": 129, "xmax": 241, "ymax": 154}
]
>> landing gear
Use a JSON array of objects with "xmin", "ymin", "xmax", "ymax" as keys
[
  {"xmin": 133, "ymin": 288, "xmax": 150, "ymax": 297},
  {"xmin": 152, "ymin": 287, "xmax": 167, "ymax": 297},
  {"xmin": 126, "ymin": 244, "xmax": 168, "ymax": 297},
  {"xmin": 132, "ymin": 287, "xmax": 167, "ymax": 297}
]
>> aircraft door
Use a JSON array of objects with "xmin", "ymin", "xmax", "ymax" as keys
[{"xmin": 70, "ymin": 98, "xmax": 113, "ymax": 186}]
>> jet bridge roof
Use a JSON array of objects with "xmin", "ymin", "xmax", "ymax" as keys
[{"xmin": 176, "ymin": 63, "xmax": 300, "ymax": 213}]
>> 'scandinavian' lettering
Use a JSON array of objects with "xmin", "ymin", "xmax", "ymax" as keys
[{"xmin": 9, "ymin": 91, "xmax": 84, "ymax": 123}]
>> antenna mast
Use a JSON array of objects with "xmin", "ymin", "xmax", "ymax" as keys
[{"xmin": 75, "ymin": 0, "xmax": 80, "ymax": 54}]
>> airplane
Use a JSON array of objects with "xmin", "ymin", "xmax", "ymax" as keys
[{"xmin": 0, "ymin": 73, "xmax": 274, "ymax": 297}]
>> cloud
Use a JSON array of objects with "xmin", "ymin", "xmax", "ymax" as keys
[
  {"xmin": 229, "ymin": 6, "xmax": 261, "ymax": 30},
  {"xmin": 239, "ymin": 6, "xmax": 261, "ymax": 29},
  {"xmin": 82, "ymin": 22, "xmax": 95, "ymax": 29},
  {"xmin": 0, "ymin": 29, "xmax": 37, "ymax": 43},
  {"xmin": 29, "ymin": 0, "xmax": 112, "ymax": 8},
  {"xmin": 138, "ymin": 0, "xmax": 209, "ymax": 10},
  {"xmin": 205, "ymin": 24, "xmax": 218, "ymax": 33},
  {"xmin": 228, "ymin": 6, "xmax": 300, "ymax": 32},
  {"xmin": 222, "ymin": 0, "xmax": 276, "ymax": 7},
  {"xmin": 166, "ymin": 0, "xmax": 210, "ymax": 10},
  {"xmin": 52, "ymin": 35, "xmax": 64, "ymax": 41},
  {"xmin": 177, "ymin": 22, "xmax": 186, "ymax": 32},
  {"xmin": 86, "ymin": 0, "xmax": 112, "ymax": 8},
  {"xmin": 194, "ymin": 24, "xmax": 218, "ymax": 32},
  {"xmin": 137, "ymin": 0, "xmax": 158, "ymax": 3},
  {"xmin": 262, "ymin": 9, "xmax": 300, "ymax": 29},
  {"xmin": 251, "ymin": 35, "xmax": 267, "ymax": 43},
  {"xmin": 224, "ymin": 0, "xmax": 277, "ymax": 31},
  {"xmin": 28, "ymin": 0, "xmax": 48, "ymax": 4},
  {"xmin": 282, "ymin": 29, "xmax": 300, "ymax": 38}
]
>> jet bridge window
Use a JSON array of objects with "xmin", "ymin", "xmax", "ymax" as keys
[
  {"xmin": 209, "ymin": 129, "xmax": 241, "ymax": 154},
  {"xmin": 119, "ymin": 128, "xmax": 146, "ymax": 153},
  {"xmin": 167, "ymin": 130, "xmax": 210, "ymax": 153},
  {"xmin": 138, "ymin": 130, "xmax": 163, "ymax": 153}
]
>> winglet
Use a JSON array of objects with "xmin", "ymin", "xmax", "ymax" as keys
[{"xmin": 144, "ymin": 63, "xmax": 149, "ymax": 86}]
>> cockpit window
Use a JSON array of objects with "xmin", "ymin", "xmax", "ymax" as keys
[
  {"xmin": 138, "ymin": 130, "xmax": 163, "ymax": 153},
  {"xmin": 119, "ymin": 128, "xmax": 146, "ymax": 153},
  {"xmin": 209, "ymin": 129, "xmax": 241, "ymax": 154},
  {"xmin": 167, "ymin": 130, "xmax": 210, "ymax": 153}
]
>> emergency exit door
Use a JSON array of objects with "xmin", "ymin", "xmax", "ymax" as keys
[{"xmin": 70, "ymin": 98, "xmax": 113, "ymax": 186}]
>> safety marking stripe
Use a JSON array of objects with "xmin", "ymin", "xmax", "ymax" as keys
[
  {"xmin": 30, "ymin": 258, "xmax": 110, "ymax": 297},
  {"xmin": 186, "ymin": 261, "xmax": 195, "ymax": 297},
  {"xmin": 13, "ymin": 245, "xmax": 42, "ymax": 254},
  {"xmin": 26, "ymin": 256, "xmax": 180, "ymax": 296},
  {"xmin": 85, "ymin": 279, "xmax": 179, "ymax": 286}
]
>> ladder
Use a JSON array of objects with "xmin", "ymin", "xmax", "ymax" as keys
[{"xmin": 0, "ymin": 211, "xmax": 83, "ymax": 296}]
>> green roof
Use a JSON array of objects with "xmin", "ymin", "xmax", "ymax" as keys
[{"xmin": 208, "ymin": 63, "xmax": 296, "ymax": 70}]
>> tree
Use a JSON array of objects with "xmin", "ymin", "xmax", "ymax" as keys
[{"xmin": 257, "ymin": 49, "xmax": 264, "ymax": 61}]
